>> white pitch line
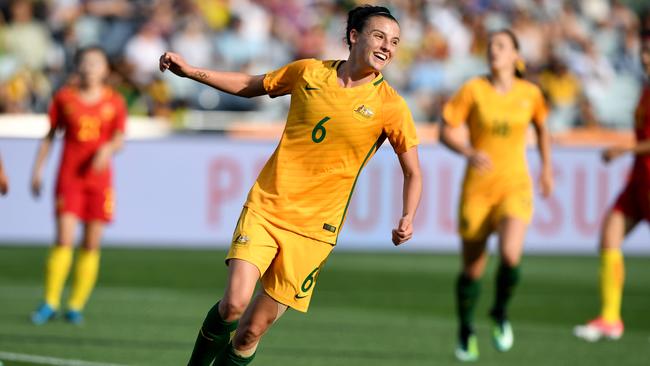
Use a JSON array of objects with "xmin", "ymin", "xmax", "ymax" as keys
[{"xmin": 0, "ymin": 351, "xmax": 127, "ymax": 366}]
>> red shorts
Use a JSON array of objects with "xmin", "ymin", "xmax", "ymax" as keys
[
  {"xmin": 55, "ymin": 186, "xmax": 114, "ymax": 223},
  {"xmin": 612, "ymin": 180, "xmax": 650, "ymax": 223}
]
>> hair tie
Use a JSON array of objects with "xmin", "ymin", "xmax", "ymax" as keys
[{"xmin": 515, "ymin": 59, "xmax": 526, "ymax": 74}]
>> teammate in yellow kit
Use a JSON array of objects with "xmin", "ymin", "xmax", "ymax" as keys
[
  {"xmin": 159, "ymin": 5, "xmax": 421, "ymax": 366},
  {"xmin": 440, "ymin": 29, "xmax": 553, "ymax": 361}
]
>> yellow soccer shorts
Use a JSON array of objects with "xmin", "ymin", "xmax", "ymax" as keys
[
  {"xmin": 226, "ymin": 207, "xmax": 334, "ymax": 313},
  {"xmin": 458, "ymin": 183, "xmax": 533, "ymax": 242}
]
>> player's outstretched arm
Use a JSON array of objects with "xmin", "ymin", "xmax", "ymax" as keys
[
  {"xmin": 439, "ymin": 120, "xmax": 492, "ymax": 173},
  {"xmin": 532, "ymin": 122, "xmax": 554, "ymax": 198},
  {"xmin": 159, "ymin": 52, "xmax": 267, "ymax": 98},
  {"xmin": 602, "ymin": 140, "xmax": 650, "ymax": 163},
  {"xmin": 31, "ymin": 126, "xmax": 56, "ymax": 197},
  {"xmin": 392, "ymin": 147, "xmax": 422, "ymax": 246}
]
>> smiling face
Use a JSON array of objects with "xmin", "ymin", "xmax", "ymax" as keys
[
  {"xmin": 348, "ymin": 15, "xmax": 400, "ymax": 72},
  {"xmin": 487, "ymin": 32, "xmax": 519, "ymax": 76}
]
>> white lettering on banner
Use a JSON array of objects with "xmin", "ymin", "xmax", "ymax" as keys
[{"xmin": 0, "ymin": 137, "xmax": 647, "ymax": 253}]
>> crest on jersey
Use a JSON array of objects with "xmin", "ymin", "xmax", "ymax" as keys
[
  {"xmin": 100, "ymin": 104, "xmax": 115, "ymax": 122},
  {"xmin": 234, "ymin": 234, "xmax": 249, "ymax": 244},
  {"xmin": 352, "ymin": 104, "xmax": 375, "ymax": 121}
]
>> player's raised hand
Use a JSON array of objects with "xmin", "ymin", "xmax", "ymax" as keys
[
  {"xmin": 468, "ymin": 150, "xmax": 492, "ymax": 173},
  {"xmin": 601, "ymin": 146, "xmax": 627, "ymax": 164},
  {"xmin": 159, "ymin": 52, "xmax": 192, "ymax": 78},
  {"xmin": 392, "ymin": 216, "xmax": 413, "ymax": 246}
]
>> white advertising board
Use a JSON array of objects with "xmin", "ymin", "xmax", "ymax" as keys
[{"xmin": 0, "ymin": 137, "xmax": 647, "ymax": 253}]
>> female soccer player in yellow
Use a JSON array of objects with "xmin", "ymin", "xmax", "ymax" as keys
[
  {"xmin": 159, "ymin": 5, "xmax": 421, "ymax": 366},
  {"xmin": 574, "ymin": 30, "xmax": 650, "ymax": 342},
  {"xmin": 440, "ymin": 29, "xmax": 553, "ymax": 361}
]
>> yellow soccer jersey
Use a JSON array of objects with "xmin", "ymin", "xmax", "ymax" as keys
[
  {"xmin": 443, "ymin": 77, "xmax": 547, "ymax": 191},
  {"xmin": 245, "ymin": 59, "xmax": 418, "ymax": 245}
]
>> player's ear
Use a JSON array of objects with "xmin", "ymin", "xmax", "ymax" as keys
[{"xmin": 349, "ymin": 28, "xmax": 359, "ymax": 46}]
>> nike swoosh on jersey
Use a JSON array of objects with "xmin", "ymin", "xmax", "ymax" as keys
[
  {"xmin": 305, "ymin": 84, "xmax": 319, "ymax": 90},
  {"xmin": 294, "ymin": 294, "xmax": 309, "ymax": 299}
]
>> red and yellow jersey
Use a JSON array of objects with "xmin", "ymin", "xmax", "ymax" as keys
[
  {"xmin": 443, "ymin": 77, "xmax": 547, "ymax": 191},
  {"xmin": 245, "ymin": 59, "xmax": 418, "ymax": 244},
  {"xmin": 632, "ymin": 85, "xmax": 650, "ymax": 182},
  {"xmin": 49, "ymin": 86, "xmax": 127, "ymax": 190}
]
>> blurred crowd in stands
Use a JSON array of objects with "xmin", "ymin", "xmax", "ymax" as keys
[{"xmin": 0, "ymin": 0, "xmax": 648, "ymax": 131}]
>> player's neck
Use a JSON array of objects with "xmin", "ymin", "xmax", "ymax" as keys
[
  {"xmin": 77, "ymin": 83, "xmax": 105, "ymax": 103},
  {"xmin": 337, "ymin": 60, "xmax": 377, "ymax": 88},
  {"xmin": 489, "ymin": 71, "xmax": 515, "ymax": 94}
]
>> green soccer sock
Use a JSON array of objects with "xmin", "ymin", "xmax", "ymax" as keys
[
  {"xmin": 490, "ymin": 264, "xmax": 521, "ymax": 323},
  {"xmin": 456, "ymin": 273, "xmax": 480, "ymax": 345},
  {"xmin": 214, "ymin": 343, "xmax": 256, "ymax": 366},
  {"xmin": 188, "ymin": 302, "xmax": 239, "ymax": 366}
]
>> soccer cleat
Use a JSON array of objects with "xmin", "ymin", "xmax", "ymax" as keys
[
  {"xmin": 573, "ymin": 317, "xmax": 624, "ymax": 342},
  {"xmin": 31, "ymin": 303, "xmax": 57, "ymax": 325},
  {"xmin": 492, "ymin": 320, "xmax": 514, "ymax": 352},
  {"xmin": 455, "ymin": 333, "xmax": 479, "ymax": 362},
  {"xmin": 64, "ymin": 309, "xmax": 84, "ymax": 325}
]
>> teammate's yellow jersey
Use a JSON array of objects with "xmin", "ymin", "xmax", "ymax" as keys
[
  {"xmin": 245, "ymin": 59, "xmax": 418, "ymax": 245},
  {"xmin": 443, "ymin": 76, "xmax": 547, "ymax": 191}
]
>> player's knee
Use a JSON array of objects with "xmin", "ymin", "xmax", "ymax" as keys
[
  {"xmin": 219, "ymin": 298, "xmax": 249, "ymax": 321},
  {"xmin": 236, "ymin": 320, "xmax": 271, "ymax": 348},
  {"xmin": 56, "ymin": 232, "xmax": 75, "ymax": 247}
]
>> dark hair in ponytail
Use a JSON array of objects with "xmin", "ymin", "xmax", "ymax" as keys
[
  {"xmin": 345, "ymin": 5, "xmax": 398, "ymax": 50},
  {"xmin": 490, "ymin": 29, "xmax": 525, "ymax": 79}
]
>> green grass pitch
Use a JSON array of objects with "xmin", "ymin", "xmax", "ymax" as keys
[{"xmin": 0, "ymin": 246, "xmax": 648, "ymax": 366}]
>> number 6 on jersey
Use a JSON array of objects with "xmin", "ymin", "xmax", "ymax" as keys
[{"xmin": 311, "ymin": 117, "xmax": 331, "ymax": 143}]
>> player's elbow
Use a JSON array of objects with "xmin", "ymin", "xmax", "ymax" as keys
[
  {"xmin": 238, "ymin": 85, "xmax": 267, "ymax": 98},
  {"xmin": 402, "ymin": 164, "xmax": 422, "ymax": 182}
]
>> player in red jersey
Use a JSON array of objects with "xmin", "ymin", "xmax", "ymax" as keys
[
  {"xmin": 30, "ymin": 46, "xmax": 126, "ymax": 325},
  {"xmin": 574, "ymin": 30, "xmax": 650, "ymax": 341}
]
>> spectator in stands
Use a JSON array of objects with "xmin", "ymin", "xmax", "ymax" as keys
[
  {"xmin": 3, "ymin": 0, "xmax": 52, "ymax": 72},
  {"xmin": 539, "ymin": 56, "xmax": 587, "ymax": 131},
  {"xmin": 0, "ymin": 0, "xmax": 646, "ymax": 127},
  {"xmin": 124, "ymin": 20, "xmax": 168, "ymax": 87}
]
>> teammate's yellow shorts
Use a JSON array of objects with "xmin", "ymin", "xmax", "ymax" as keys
[
  {"xmin": 226, "ymin": 207, "xmax": 334, "ymax": 313},
  {"xmin": 458, "ymin": 182, "xmax": 533, "ymax": 242}
]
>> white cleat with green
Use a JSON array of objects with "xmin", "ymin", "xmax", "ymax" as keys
[
  {"xmin": 455, "ymin": 334, "xmax": 479, "ymax": 362},
  {"xmin": 492, "ymin": 320, "xmax": 514, "ymax": 352}
]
